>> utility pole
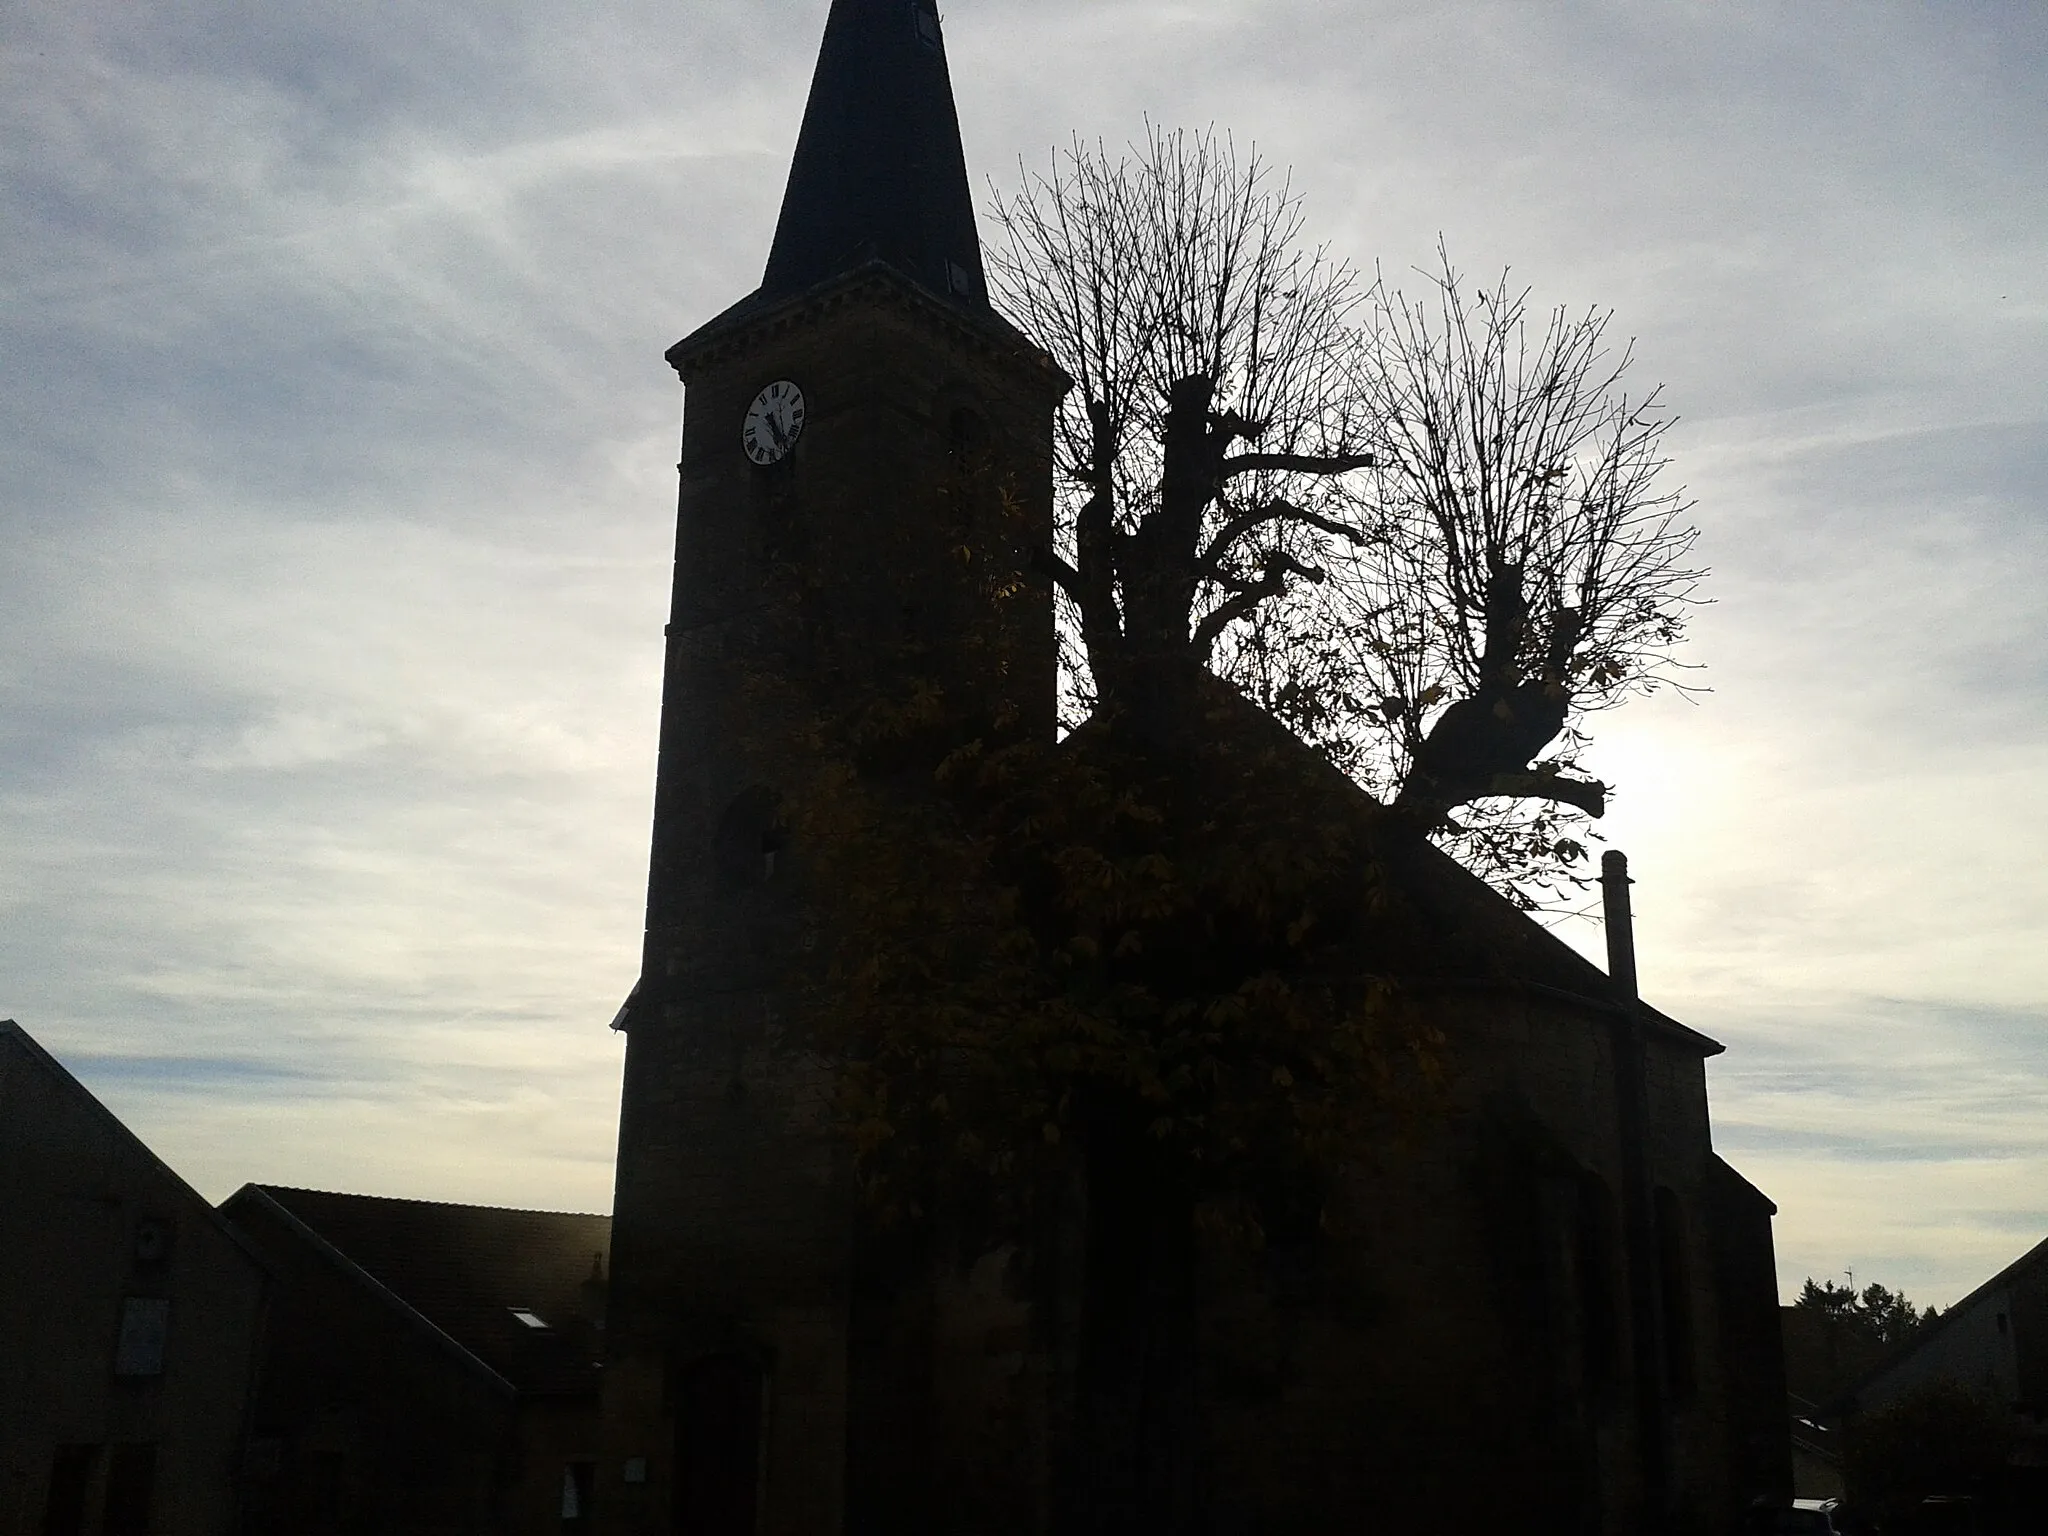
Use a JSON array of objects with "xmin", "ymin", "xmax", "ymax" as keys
[{"xmin": 1604, "ymin": 850, "xmax": 1672, "ymax": 1531}]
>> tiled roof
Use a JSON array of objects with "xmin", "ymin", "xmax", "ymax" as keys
[{"xmin": 241, "ymin": 1185, "xmax": 610, "ymax": 1397}]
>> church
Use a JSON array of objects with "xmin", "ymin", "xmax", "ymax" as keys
[{"xmin": 596, "ymin": 2, "xmax": 1790, "ymax": 1532}]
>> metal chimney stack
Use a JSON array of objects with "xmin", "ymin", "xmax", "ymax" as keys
[
  {"xmin": 1601, "ymin": 846, "xmax": 1672, "ymax": 1530},
  {"xmin": 1602, "ymin": 849, "xmax": 1639, "ymax": 1001}
]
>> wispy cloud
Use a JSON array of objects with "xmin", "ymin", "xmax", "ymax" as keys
[{"xmin": 3, "ymin": 0, "xmax": 2044, "ymax": 1302}]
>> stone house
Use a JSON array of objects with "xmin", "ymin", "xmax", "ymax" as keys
[
  {"xmin": 1842, "ymin": 1234, "xmax": 2048, "ymax": 1422},
  {"xmin": 218, "ymin": 1185, "xmax": 610, "ymax": 1535},
  {"xmin": 0, "ymin": 1018, "xmax": 270, "ymax": 1536},
  {"xmin": 1819, "ymin": 1236, "xmax": 2048, "ymax": 1523},
  {"xmin": 596, "ymin": 1, "xmax": 1791, "ymax": 1531}
]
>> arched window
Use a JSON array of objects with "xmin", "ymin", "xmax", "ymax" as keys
[
  {"xmin": 947, "ymin": 405, "xmax": 988, "ymax": 454},
  {"xmin": 1654, "ymin": 1186, "xmax": 1697, "ymax": 1400},
  {"xmin": 1573, "ymin": 1173, "xmax": 1619, "ymax": 1388},
  {"xmin": 944, "ymin": 405, "xmax": 992, "ymax": 523}
]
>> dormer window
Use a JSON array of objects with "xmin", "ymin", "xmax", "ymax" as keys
[{"xmin": 511, "ymin": 1309, "xmax": 549, "ymax": 1330}]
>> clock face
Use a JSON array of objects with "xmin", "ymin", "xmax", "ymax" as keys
[{"xmin": 742, "ymin": 379, "xmax": 806, "ymax": 465}]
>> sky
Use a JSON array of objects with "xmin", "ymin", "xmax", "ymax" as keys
[{"xmin": 2, "ymin": 0, "xmax": 2043, "ymax": 1308}]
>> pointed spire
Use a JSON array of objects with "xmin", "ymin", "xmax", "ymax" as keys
[{"xmin": 759, "ymin": 0, "xmax": 989, "ymax": 310}]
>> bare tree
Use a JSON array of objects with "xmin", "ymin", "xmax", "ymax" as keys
[
  {"xmin": 985, "ymin": 127, "xmax": 1375, "ymax": 718},
  {"xmin": 1224, "ymin": 252, "xmax": 1703, "ymax": 900},
  {"xmin": 990, "ymin": 135, "xmax": 1702, "ymax": 904},
  {"xmin": 1366, "ymin": 257, "xmax": 1698, "ymax": 815}
]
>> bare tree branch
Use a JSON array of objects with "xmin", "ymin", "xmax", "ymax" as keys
[
  {"xmin": 1222, "ymin": 451, "xmax": 1375, "ymax": 477},
  {"xmin": 1033, "ymin": 546, "xmax": 1083, "ymax": 598},
  {"xmin": 988, "ymin": 127, "xmax": 1371, "ymax": 688},
  {"xmin": 1203, "ymin": 497, "xmax": 1366, "ymax": 568},
  {"xmin": 989, "ymin": 136, "xmax": 1701, "ymax": 905},
  {"xmin": 1482, "ymin": 770, "xmax": 1608, "ymax": 818},
  {"xmin": 1192, "ymin": 552, "xmax": 1325, "ymax": 657}
]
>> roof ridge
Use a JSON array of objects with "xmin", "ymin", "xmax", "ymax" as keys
[
  {"xmin": 223, "ymin": 1184, "xmax": 515, "ymax": 1398},
  {"xmin": 1051, "ymin": 689, "xmax": 1725, "ymax": 1054},
  {"xmin": 1, "ymin": 1019, "xmax": 277, "ymax": 1275},
  {"xmin": 1843, "ymin": 1227, "xmax": 2048, "ymax": 1407},
  {"xmin": 250, "ymin": 1183, "xmax": 609, "ymax": 1221}
]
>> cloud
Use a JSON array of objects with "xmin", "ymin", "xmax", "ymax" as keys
[
  {"xmin": 3, "ymin": 0, "xmax": 2045, "ymax": 1303},
  {"xmin": 1698, "ymin": 994, "xmax": 2048, "ymax": 1302}
]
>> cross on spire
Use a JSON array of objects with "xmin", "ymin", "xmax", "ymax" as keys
[{"xmin": 758, "ymin": 0, "xmax": 990, "ymax": 310}]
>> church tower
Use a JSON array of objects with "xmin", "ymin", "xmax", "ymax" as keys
[{"xmin": 602, "ymin": 3, "xmax": 1066, "ymax": 1531}]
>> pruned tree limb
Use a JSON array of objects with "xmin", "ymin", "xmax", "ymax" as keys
[
  {"xmin": 1068, "ymin": 396, "xmax": 1127, "ymax": 664},
  {"xmin": 1483, "ymin": 770, "xmax": 1608, "ymax": 818},
  {"xmin": 1222, "ymin": 451, "xmax": 1375, "ymax": 477},
  {"xmin": 1203, "ymin": 497, "xmax": 1366, "ymax": 569},
  {"xmin": 1034, "ymin": 546, "xmax": 1083, "ymax": 598},
  {"xmin": 1192, "ymin": 552, "xmax": 1326, "ymax": 657},
  {"xmin": 988, "ymin": 132, "xmax": 1699, "ymax": 905}
]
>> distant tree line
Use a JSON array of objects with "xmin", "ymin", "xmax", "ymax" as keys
[{"xmin": 1794, "ymin": 1276, "xmax": 1941, "ymax": 1349}]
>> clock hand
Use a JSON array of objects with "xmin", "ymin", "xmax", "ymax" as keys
[{"xmin": 767, "ymin": 412, "xmax": 789, "ymax": 450}]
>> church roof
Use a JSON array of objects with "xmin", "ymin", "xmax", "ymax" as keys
[
  {"xmin": 762, "ymin": 0, "xmax": 989, "ymax": 310},
  {"xmin": 1061, "ymin": 683, "xmax": 1724, "ymax": 1058},
  {"xmin": 669, "ymin": 0, "xmax": 1000, "ymax": 364}
]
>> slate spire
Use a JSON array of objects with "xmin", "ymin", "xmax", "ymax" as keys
[{"xmin": 759, "ymin": 0, "xmax": 990, "ymax": 310}]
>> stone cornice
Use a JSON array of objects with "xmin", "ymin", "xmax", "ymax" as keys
[{"xmin": 665, "ymin": 260, "xmax": 1070, "ymax": 396}]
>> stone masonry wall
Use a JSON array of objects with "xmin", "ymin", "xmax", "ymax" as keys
[{"xmin": 602, "ymin": 276, "xmax": 1063, "ymax": 1536}]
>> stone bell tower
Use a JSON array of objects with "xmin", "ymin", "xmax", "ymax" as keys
[{"xmin": 601, "ymin": 3, "xmax": 1066, "ymax": 1531}]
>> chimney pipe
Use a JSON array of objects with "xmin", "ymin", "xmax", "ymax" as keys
[
  {"xmin": 1601, "ymin": 849, "xmax": 1638, "ymax": 1001},
  {"xmin": 1602, "ymin": 848, "xmax": 1671, "ymax": 1527}
]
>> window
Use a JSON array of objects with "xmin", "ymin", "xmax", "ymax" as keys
[
  {"xmin": 103, "ymin": 1444, "xmax": 156, "ymax": 1536},
  {"xmin": 947, "ymin": 405, "xmax": 988, "ymax": 459},
  {"xmin": 1573, "ymin": 1174, "xmax": 1619, "ymax": 1387},
  {"xmin": 42, "ymin": 1444, "xmax": 98, "ymax": 1536},
  {"xmin": 113, "ymin": 1297, "xmax": 169, "ymax": 1377},
  {"xmin": 1653, "ymin": 1187, "xmax": 1696, "ymax": 1400},
  {"xmin": 511, "ymin": 1309, "xmax": 550, "ymax": 1330},
  {"xmin": 561, "ymin": 1460, "xmax": 597, "ymax": 1527},
  {"xmin": 714, "ymin": 788, "xmax": 784, "ymax": 891},
  {"xmin": 132, "ymin": 1217, "xmax": 173, "ymax": 1267},
  {"xmin": 912, "ymin": 1, "xmax": 942, "ymax": 49}
]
